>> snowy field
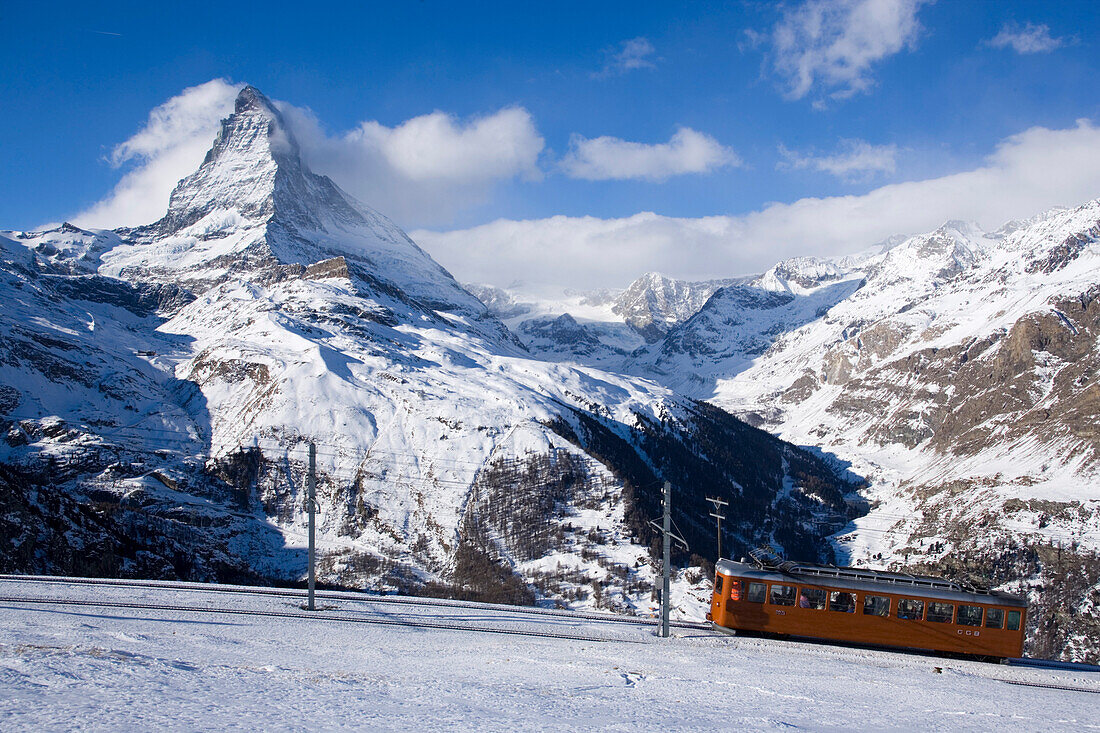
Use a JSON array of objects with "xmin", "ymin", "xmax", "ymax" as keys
[{"xmin": 0, "ymin": 578, "xmax": 1097, "ymax": 731}]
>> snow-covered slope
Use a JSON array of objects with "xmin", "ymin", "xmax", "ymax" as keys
[
  {"xmin": 635, "ymin": 274, "xmax": 864, "ymax": 398},
  {"xmin": 612, "ymin": 271, "xmax": 748, "ymax": 341},
  {"xmin": 0, "ymin": 86, "xmax": 856, "ymax": 614},
  {"xmin": 3, "ymin": 578, "xmax": 1098, "ymax": 730}
]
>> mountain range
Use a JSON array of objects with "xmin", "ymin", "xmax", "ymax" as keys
[
  {"xmin": 3, "ymin": 85, "xmax": 1097, "ymax": 660},
  {"xmin": 480, "ymin": 202, "xmax": 1100, "ymax": 660},
  {"xmin": 0, "ymin": 87, "xmax": 854, "ymax": 619}
]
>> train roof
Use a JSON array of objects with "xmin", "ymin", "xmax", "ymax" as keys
[{"xmin": 715, "ymin": 558, "xmax": 1028, "ymax": 608}]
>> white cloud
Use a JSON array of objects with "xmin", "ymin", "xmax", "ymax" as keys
[
  {"xmin": 594, "ymin": 37, "xmax": 657, "ymax": 77},
  {"xmin": 986, "ymin": 23, "xmax": 1066, "ymax": 54},
  {"xmin": 346, "ymin": 108, "xmax": 543, "ymax": 182},
  {"xmin": 779, "ymin": 139, "xmax": 898, "ymax": 180},
  {"xmin": 767, "ymin": 0, "xmax": 928, "ymax": 102},
  {"xmin": 76, "ymin": 79, "xmax": 243, "ymax": 228},
  {"xmin": 283, "ymin": 105, "xmax": 544, "ymax": 224},
  {"xmin": 560, "ymin": 127, "xmax": 741, "ymax": 181},
  {"xmin": 415, "ymin": 119, "xmax": 1100, "ymax": 291},
  {"xmin": 75, "ymin": 80, "xmax": 545, "ymax": 229}
]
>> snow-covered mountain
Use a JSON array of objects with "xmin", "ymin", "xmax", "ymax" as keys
[
  {"xmin": 611, "ymin": 272, "xmax": 748, "ymax": 342},
  {"xmin": 470, "ymin": 272, "xmax": 751, "ymax": 366},
  {"xmin": 706, "ymin": 210, "xmax": 1100, "ymax": 655},
  {"xmin": 486, "ymin": 205, "xmax": 1100, "ymax": 659},
  {"xmin": 0, "ymin": 87, "xmax": 856, "ymax": 614}
]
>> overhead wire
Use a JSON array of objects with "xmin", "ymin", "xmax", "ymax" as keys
[
  {"xmin": 13, "ymin": 415, "xmax": 801, "ymax": 497},
  {"xmin": 7, "ymin": 414, "xmax": 1092, "ymax": 540},
  {"xmin": 4, "ymin": 420, "xmax": 671, "ymax": 496}
]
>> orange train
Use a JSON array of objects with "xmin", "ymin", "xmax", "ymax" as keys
[{"xmin": 708, "ymin": 556, "xmax": 1028, "ymax": 660}]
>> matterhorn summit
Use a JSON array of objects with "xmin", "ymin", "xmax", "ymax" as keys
[
  {"xmin": 160, "ymin": 85, "xmax": 311, "ymax": 232},
  {"xmin": 102, "ymin": 86, "xmax": 482, "ymax": 316}
]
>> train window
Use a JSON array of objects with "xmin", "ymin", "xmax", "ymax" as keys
[
  {"xmin": 957, "ymin": 605, "xmax": 983, "ymax": 626},
  {"xmin": 730, "ymin": 579, "xmax": 742, "ymax": 601},
  {"xmin": 799, "ymin": 588, "xmax": 826, "ymax": 610},
  {"xmin": 828, "ymin": 591, "xmax": 856, "ymax": 613},
  {"xmin": 770, "ymin": 584, "xmax": 796, "ymax": 606},
  {"xmin": 985, "ymin": 608, "xmax": 1004, "ymax": 629},
  {"xmin": 897, "ymin": 598, "xmax": 925, "ymax": 620},
  {"xmin": 863, "ymin": 595, "xmax": 890, "ymax": 617},
  {"xmin": 1007, "ymin": 610, "xmax": 1021, "ymax": 631},
  {"xmin": 746, "ymin": 582, "xmax": 766, "ymax": 603},
  {"xmin": 715, "ymin": 575, "xmax": 724, "ymax": 596},
  {"xmin": 927, "ymin": 602, "xmax": 954, "ymax": 623}
]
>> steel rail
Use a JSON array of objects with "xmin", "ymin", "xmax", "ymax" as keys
[
  {"xmin": 0, "ymin": 595, "xmax": 648, "ymax": 644},
  {"xmin": 0, "ymin": 574, "xmax": 711, "ymax": 631},
  {"xmin": 1005, "ymin": 656, "xmax": 1100, "ymax": 673},
  {"xmin": 996, "ymin": 678, "xmax": 1100, "ymax": 695}
]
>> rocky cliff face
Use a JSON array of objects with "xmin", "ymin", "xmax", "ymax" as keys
[{"xmin": 0, "ymin": 86, "xmax": 858, "ymax": 615}]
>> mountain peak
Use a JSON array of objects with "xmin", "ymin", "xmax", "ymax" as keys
[
  {"xmin": 116, "ymin": 85, "xmax": 488, "ymax": 318},
  {"xmin": 234, "ymin": 85, "xmax": 278, "ymax": 117},
  {"xmin": 156, "ymin": 85, "xmax": 336, "ymax": 234}
]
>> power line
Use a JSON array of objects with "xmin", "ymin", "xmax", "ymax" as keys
[
  {"xmin": 7, "ymin": 417, "xmax": 1093, "ymax": 541},
  {"xmin": 3, "ymin": 412, "xmax": 547, "ymax": 472},
  {"xmin": 7, "ymin": 435, "xmax": 676, "ymax": 499},
  {"xmin": 3, "ymin": 413, "xmax": 684, "ymax": 491}
]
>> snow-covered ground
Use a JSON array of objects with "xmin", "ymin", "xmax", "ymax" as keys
[{"xmin": 1, "ymin": 578, "xmax": 1097, "ymax": 730}]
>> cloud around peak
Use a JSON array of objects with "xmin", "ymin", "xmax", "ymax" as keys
[
  {"xmin": 77, "ymin": 79, "xmax": 243, "ymax": 229},
  {"xmin": 74, "ymin": 81, "xmax": 546, "ymax": 229},
  {"xmin": 281, "ymin": 104, "xmax": 544, "ymax": 224}
]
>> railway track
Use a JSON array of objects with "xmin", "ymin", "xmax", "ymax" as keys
[
  {"xmin": 0, "ymin": 574, "xmax": 711, "ymax": 631},
  {"xmin": 1005, "ymin": 656, "xmax": 1100, "ymax": 673},
  {"xmin": 0, "ymin": 595, "xmax": 647, "ymax": 645},
  {"xmin": 997, "ymin": 678, "xmax": 1100, "ymax": 695}
]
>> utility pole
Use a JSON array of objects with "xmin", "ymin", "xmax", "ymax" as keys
[
  {"xmin": 706, "ymin": 496, "xmax": 728, "ymax": 561},
  {"xmin": 307, "ymin": 441, "xmax": 317, "ymax": 611},
  {"xmin": 662, "ymin": 480, "xmax": 671, "ymax": 638},
  {"xmin": 649, "ymin": 481, "xmax": 687, "ymax": 639}
]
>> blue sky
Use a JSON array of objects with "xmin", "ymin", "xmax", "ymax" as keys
[{"xmin": 3, "ymin": 1, "xmax": 1100, "ymax": 288}]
